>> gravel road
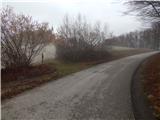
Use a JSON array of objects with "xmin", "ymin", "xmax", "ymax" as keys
[{"xmin": 2, "ymin": 52, "xmax": 157, "ymax": 120}]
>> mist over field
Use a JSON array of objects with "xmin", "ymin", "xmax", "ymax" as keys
[{"xmin": 1, "ymin": 1, "xmax": 160, "ymax": 120}]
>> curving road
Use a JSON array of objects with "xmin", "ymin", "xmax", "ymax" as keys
[{"xmin": 2, "ymin": 52, "xmax": 157, "ymax": 120}]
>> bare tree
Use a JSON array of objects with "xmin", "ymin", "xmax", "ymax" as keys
[
  {"xmin": 151, "ymin": 22, "xmax": 160, "ymax": 49},
  {"xmin": 1, "ymin": 6, "xmax": 54, "ymax": 68},
  {"xmin": 123, "ymin": 1, "xmax": 160, "ymax": 49},
  {"xmin": 126, "ymin": 0, "xmax": 160, "ymax": 23},
  {"xmin": 55, "ymin": 14, "xmax": 108, "ymax": 61}
]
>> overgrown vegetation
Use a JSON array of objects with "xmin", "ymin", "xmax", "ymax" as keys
[
  {"xmin": 1, "ymin": 6, "xmax": 54, "ymax": 69},
  {"xmin": 55, "ymin": 14, "xmax": 109, "ymax": 62}
]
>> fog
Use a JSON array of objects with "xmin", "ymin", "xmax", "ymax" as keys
[{"xmin": 2, "ymin": 0, "xmax": 145, "ymax": 35}]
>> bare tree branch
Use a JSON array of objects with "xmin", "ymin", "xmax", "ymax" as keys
[
  {"xmin": 126, "ymin": 0, "xmax": 160, "ymax": 23},
  {"xmin": 1, "ymin": 6, "xmax": 54, "ymax": 68}
]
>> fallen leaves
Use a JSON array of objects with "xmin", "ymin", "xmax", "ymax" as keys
[{"xmin": 143, "ymin": 53, "xmax": 160, "ymax": 119}]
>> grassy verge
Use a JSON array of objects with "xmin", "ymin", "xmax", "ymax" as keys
[
  {"xmin": 142, "ymin": 53, "xmax": 160, "ymax": 119},
  {"xmin": 1, "ymin": 48, "xmax": 152, "ymax": 101},
  {"xmin": 1, "ymin": 64, "xmax": 58, "ymax": 100}
]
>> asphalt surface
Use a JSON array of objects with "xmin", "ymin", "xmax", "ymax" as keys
[{"xmin": 2, "ymin": 52, "xmax": 157, "ymax": 120}]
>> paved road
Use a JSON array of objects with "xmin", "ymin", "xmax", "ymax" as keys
[{"xmin": 2, "ymin": 52, "xmax": 157, "ymax": 120}]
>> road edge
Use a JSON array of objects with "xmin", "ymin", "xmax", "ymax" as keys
[{"xmin": 131, "ymin": 53, "xmax": 157, "ymax": 120}]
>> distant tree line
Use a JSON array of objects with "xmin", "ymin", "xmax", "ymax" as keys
[
  {"xmin": 105, "ymin": 22, "xmax": 160, "ymax": 50},
  {"xmin": 110, "ymin": 0, "xmax": 159, "ymax": 50}
]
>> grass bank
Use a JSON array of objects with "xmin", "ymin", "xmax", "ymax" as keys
[{"xmin": 142, "ymin": 53, "xmax": 160, "ymax": 119}]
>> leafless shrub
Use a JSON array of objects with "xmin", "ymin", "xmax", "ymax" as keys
[
  {"xmin": 1, "ymin": 6, "xmax": 54, "ymax": 68},
  {"xmin": 55, "ymin": 14, "xmax": 109, "ymax": 62}
]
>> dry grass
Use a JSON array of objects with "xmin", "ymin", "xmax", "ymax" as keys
[
  {"xmin": 1, "ymin": 64, "xmax": 58, "ymax": 100},
  {"xmin": 108, "ymin": 48, "xmax": 152, "ymax": 59}
]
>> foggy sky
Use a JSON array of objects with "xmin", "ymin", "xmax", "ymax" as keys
[{"xmin": 2, "ymin": 0, "xmax": 146, "ymax": 35}]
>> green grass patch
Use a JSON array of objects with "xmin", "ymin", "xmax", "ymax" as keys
[{"xmin": 45, "ymin": 59, "xmax": 93, "ymax": 77}]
